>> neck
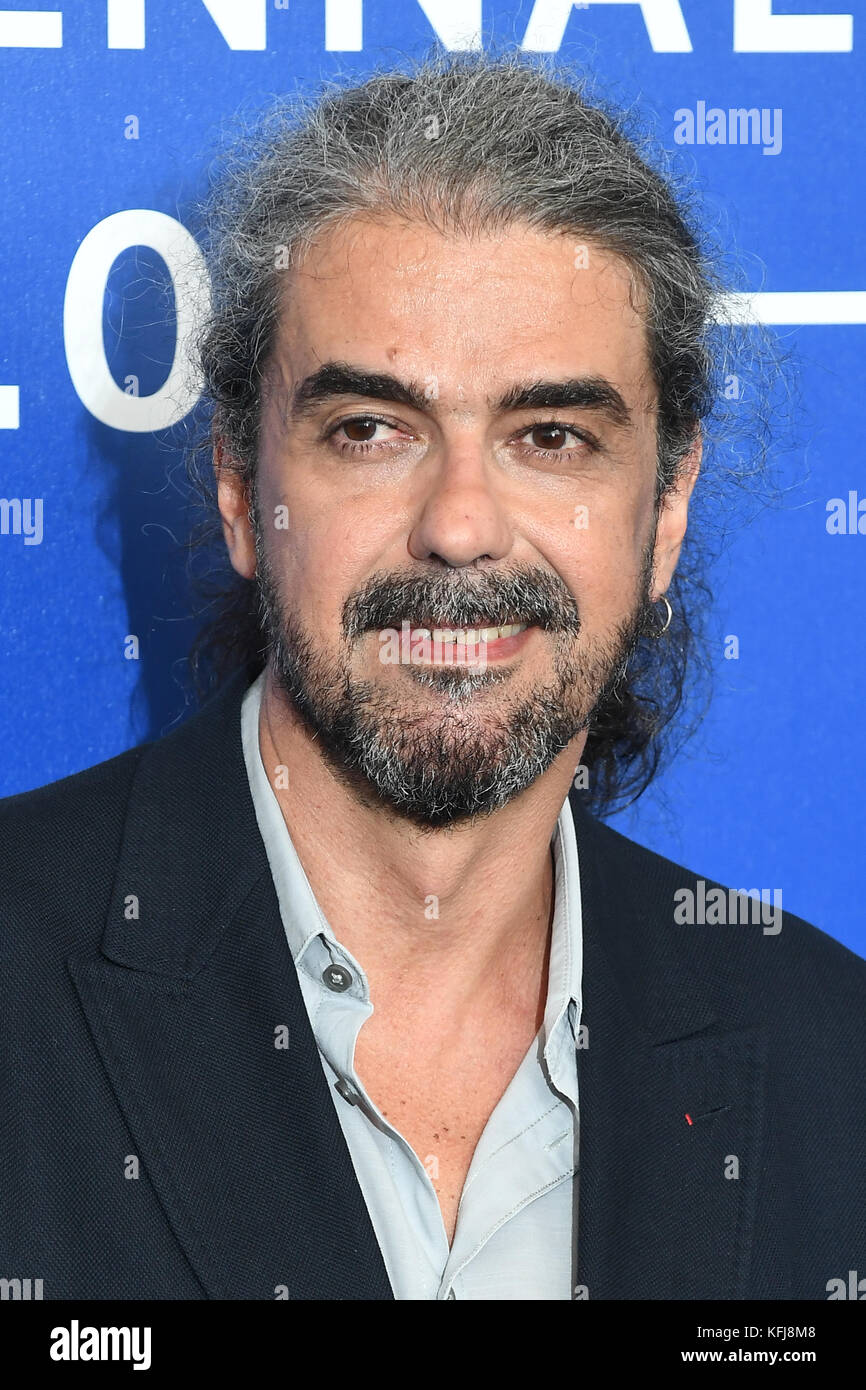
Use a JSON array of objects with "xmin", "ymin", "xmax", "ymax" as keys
[{"xmin": 257, "ymin": 666, "xmax": 587, "ymax": 1017}]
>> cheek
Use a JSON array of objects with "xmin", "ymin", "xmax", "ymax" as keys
[
  {"xmin": 264, "ymin": 498, "xmax": 395, "ymax": 633},
  {"xmin": 539, "ymin": 493, "xmax": 653, "ymax": 627}
]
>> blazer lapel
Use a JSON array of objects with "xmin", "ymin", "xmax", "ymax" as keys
[
  {"xmin": 570, "ymin": 794, "xmax": 769, "ymax": 1300},
  {"xmin": 68, "ymin": 670, "xmax": 394, "ymax": 1301}
]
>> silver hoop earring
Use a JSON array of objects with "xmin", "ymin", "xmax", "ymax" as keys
[{"xmin": 653, "ymin": 593, "xmax": 673, "ymax": 636}]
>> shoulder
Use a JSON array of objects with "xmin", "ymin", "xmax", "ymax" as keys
[
  {"xmin": 0, "ymin": 673, "xmax": 251, "ymax": 957},
  {"xmin": 0, "ymin": 742, "xmax": 148, "ymax": 951},
  {"xmin": 0, "ymin": 739, "xmax": 146, "ymax": 849},
  {"xmin": 574, "ymin": 799, "xmax": 866, "ymax": 1031},
  {"xmin": 0, "ymin": 673, "xmax": 249, "ymax": 877}
]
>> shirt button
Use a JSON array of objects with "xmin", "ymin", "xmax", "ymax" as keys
[
  {"xmin": 334, "ymin": 1077, "xmax": 361, "ymax": 1106},
  {"xmin": 322, "ymin": 964, "xmax": 353, "ymax": 992}
]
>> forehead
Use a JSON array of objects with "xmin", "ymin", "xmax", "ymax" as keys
[{"xmin": 270, "ymin": 214, "xmax": 655, "ymax": 408}]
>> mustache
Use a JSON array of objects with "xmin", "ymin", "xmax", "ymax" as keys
[{"xmin": 342, "ymin": 565, "xmax": 582, "ymax": 639}]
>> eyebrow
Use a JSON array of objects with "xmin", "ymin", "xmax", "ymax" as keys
[{"xmin": 288, "ymin": 361, "xmax": 633, "ymax": 430}]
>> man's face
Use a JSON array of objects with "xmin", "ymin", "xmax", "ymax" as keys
[{"xmin": 219, "ymin": 215, "xmax": 695, "ymax": 828}]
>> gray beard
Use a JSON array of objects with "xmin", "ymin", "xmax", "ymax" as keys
[{"xmin": 253, "ymin": 529, "xmax": 654, "ymax": 830}]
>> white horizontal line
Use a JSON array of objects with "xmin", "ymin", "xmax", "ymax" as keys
[
  {"xmin": 0, "ymin": 13, "xmax": 62, "ymax": 47},
  {"xmin": 714, "ymin": 292, "xmax": 866, "ymax": 325}
]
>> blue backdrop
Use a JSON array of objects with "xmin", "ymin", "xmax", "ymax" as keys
[{"xmin": 1, "ymin": 1, "xmax": 863, "ymax": 954}]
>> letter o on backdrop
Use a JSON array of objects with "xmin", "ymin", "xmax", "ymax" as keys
[{"xmin": 63, "ymin": 209, "xmax": 211, "ymax": 432}]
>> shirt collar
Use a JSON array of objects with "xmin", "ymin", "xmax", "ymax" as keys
[
  {"xmin": 241, "ymin": 667, "xmax": 582, "ymax": 1030},
  {"xmin": 241, "ymin": 669, "xmax": 343, "ymax": 968}
]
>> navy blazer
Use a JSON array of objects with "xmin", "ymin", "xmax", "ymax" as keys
[{"xmin": 1, "ymin": 669, "xmax": 864, "ymax": 1300}]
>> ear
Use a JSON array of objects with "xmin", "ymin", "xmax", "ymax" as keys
[
  {"xmin": 213, "ymin": 432, "xmax": 257, "ymax": 581},
  {"xmin": 651, "ymin": 429, "xmax": 702, "ymax": 601}
]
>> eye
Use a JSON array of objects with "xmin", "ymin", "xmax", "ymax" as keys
[
  {"xmin": 327, "ymin": 415, "xmax": 410, "ymax": 455},
  {"xmin": 519, "ymin": 421, "xmax": 597, "ymax": 458}
]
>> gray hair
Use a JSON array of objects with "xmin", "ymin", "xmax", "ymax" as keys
[{"xmin": 196, "ymin": 47, "xmax": 717, "ymax": 492}]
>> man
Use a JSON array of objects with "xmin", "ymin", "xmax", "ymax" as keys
[{"xmin": 1, "ymin": 50, "xmax": 864, "ymax": 1302}]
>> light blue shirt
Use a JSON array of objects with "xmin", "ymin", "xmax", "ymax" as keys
[{"xmin": 241, "ymin": 669, "xmax": 583, "ymax": 1299}]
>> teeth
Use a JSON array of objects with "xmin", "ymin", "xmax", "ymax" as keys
[
  {"xmin": 418, "ymin": 622, "xmax": 528, "ymax": 644},
  {"xmin": 480, "ymin": 623, "xmax": 526, "ymax": 642}
]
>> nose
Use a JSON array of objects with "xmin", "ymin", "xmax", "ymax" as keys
[{"xmin": 407, "ymin": 439, "xmax": 513, "ymax": 569}]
